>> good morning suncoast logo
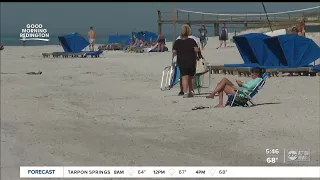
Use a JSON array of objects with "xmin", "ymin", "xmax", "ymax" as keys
[{"xmin": 20, "ymin": 24, "xmax": 50, "ymax": 41}]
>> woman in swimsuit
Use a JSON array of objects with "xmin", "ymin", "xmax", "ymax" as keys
[{"xmin": 157, "ymin": 33, "xmax": 165, "ymax": 52}]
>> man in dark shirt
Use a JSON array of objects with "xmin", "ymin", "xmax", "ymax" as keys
[{"xmin": 217, "ymin": 23, "xmax": 228, "ymax": 49}]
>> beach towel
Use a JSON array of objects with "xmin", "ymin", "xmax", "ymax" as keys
[{"xmin": 144, "ymin": 43, "xmax": 158, "ymax": 53}]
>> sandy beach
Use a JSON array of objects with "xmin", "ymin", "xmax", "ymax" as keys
[{"xmin": 1, "ymin": 36, "xmax": 320, "ymax": 180}]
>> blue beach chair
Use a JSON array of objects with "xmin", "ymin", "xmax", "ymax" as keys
[{"xmin": 225, "ymin": 72, "xmax": 268, "ymax": 107}]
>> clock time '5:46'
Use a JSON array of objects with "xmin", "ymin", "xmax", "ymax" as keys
[{"xmin": 266, "ymin": 149, "xmax": 280, "ymax": 155}]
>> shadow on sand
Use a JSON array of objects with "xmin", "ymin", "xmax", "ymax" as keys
[
  {"xmin": 164, "ymin": 92, "xmax": 214, "ymax": 98},
  {"xmin": 251, "ymin": 102, "xmax": 281, "ymax": 107}
]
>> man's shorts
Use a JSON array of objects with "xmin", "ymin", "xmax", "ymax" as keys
[
  {"xmin": 179, "ymin": 67, "xmax": 196, "ymax": 76},
  {"xmin": 200, "ymin": 36, "xmax": 206, "ymax": 42},
  {"xmin": 219, "ymin": 36, "xmax": 227, "ymax": 41},
  {"xmin": 89, "ymin": 38, "xmax": 95, "ymax": 44}
]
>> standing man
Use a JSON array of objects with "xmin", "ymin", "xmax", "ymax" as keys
[
  {"xmin": 217, "ymin": 23, "xmax": 228, "ymax": 49},
  {"xmin": 88, "ymin": 26, "xmax": 96, "ymax": 51},
  {"xmin": 198, "ymin": 25, "xmax": 208, "ymax": 50}
]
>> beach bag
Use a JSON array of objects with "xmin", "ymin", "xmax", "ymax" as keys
[{"xmin": 196, "ymin": 57, "xmax": 208, "ymax": 75}]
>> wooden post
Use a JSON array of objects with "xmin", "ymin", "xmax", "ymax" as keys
[
  {"xmin": 157, "ymin": 10, "xmax": 162, "ymax": 34},
  {"xmin": 202, "ymin": 14, "xmax": 204, "ymax": 24},
  {"xmin": 176, "ymin": 10, "xmax": 179, "ymax": 23},
  {"xmin": 213, "ymin": 24, "xmax": 215, "ymax": 37},
  {"xmin": 214, "ymin": 23, "xmax": 220, "ymax": 36},
  {"xmin": 214, "ymin": 14, "xmax": 219, "ymax": 36},
  {"xmin": 244, "ymin": 13, "xmax": 247, "ymax": 28},
  {"xmin": 172, "ymin": 3, "xmax": 177, "ymax": 44},
  {"xmin": 186, "ymin": 12, "xmax": 191, "ymax": 27}
]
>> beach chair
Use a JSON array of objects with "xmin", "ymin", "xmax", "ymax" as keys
[
  {"xmin": 226, "ymin": 72, "xmax": 268, "ymax": 107},
  {"xmin": 194, "ymin": 60, "xmax": 212, "ymax": 94},
  {"xmin": 160, "ymin": 62, "xmax": 180, "ymax": 91},
  {"xmin": 160, "ymin": 56, "xmax": 212, "ymax": 93},
  {"xmin": 124, "ymin": 45, "xmax": 144, "ymax": 53},
  {"xmin": 42, "ymin": 33, "xmax": 103, "ymax": 58},
  {"xmin": 103, "ymin": 34, "xmax": 131, "ymax": 51},
  {"xmin": 98, "ymin": 43, "xmax": 125, "ymax": 51}
]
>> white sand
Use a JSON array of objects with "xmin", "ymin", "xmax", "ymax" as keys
[{"xmin": 1, "ymin": 37, "xmax": 320, "ymax": 180}]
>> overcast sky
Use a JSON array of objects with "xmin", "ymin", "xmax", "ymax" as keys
[{"xmin": 1, "ymin": 2, "xmax": 319, "ymax": 36}]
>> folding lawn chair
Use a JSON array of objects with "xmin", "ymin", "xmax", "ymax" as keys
[
  {"xmin": 160, "ymin": 56, "xmax": 212, "ymax": 94},
  {"xmin": 225, "ymin": 72, "xmax": 268, "ymax": 107}
]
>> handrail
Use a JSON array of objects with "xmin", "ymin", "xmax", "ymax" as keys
[{"xmin": 176, "ymin": 6, "xmax": 320, "ymax": 17}]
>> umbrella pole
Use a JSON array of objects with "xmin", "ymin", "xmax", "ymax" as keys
[
  {"xmin": 171, "ymin": 3, "xmax": 177, "ymax": 65},
  {"xmin": 262, "ymin": 2, "xmax": 273, "ymax": 32}
]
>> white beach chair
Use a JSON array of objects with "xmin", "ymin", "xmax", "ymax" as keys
[
  {"xmin": 160, "ymin": 56, "xmax": 179, "ymax": 91},
  {"xmin": 160, "ymin": 56, "xmax": 212, "ymax": 93}
]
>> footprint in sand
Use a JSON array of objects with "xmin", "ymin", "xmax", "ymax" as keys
[
  {"xmin": 60, "ymin": 76, "xmax": 72, "ymax": 80},
  {"xmin": 81, "ymin": 72, "xmax": 103, "ymax": 76}
]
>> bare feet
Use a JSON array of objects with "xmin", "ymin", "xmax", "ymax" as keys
[{"xmin": 214, "ymin": 104, "xmax": 225, "ymax": 108}]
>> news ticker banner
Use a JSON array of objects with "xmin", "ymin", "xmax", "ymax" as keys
[{"xmin": 20, "ymin": 166, "xmax": 320, "ymax": 178}]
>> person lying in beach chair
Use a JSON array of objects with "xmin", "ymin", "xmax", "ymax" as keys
[
  {"xmin": 206, "ymin": 67, "xmax": 266, "ymax": 108},
  {"xmin": 0, "ymin": 45, "xmax": 3, "ymax": 50},
  {"xmin": 139, "ymin": 40, "xmax": 144, "ymax": 47},
  {"xmin": 125, "ymin": 37, "xmax": 144, "ymax": 53},
  {"xmin": 226, "ymin": 71, "xmax": 268, "ymax": 107},
  {"xmin": 143, "ymin": 41, "xmax": 153, "ymax": 48}
]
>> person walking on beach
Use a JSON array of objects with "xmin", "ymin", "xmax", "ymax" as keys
[
  {"xmin": 88, "ymin": 26, "xmax": 96, "ymax": 51},
  {"xmin": 198, "ymin": 25, "xmax": 208, "ymax": 50},
  {"xmin": 173, "ymin": 24, "xmax": 200, "ymax": 98},
  {"xmin": 175, "ymin": 25, "xmax": 203, "ymax": 96},
  {"xmin": 217, "ymin": 23, "xmax": 228, "ymax": 49}
]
